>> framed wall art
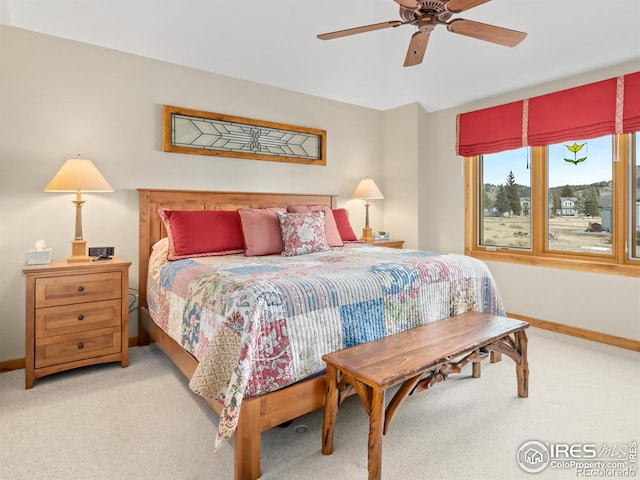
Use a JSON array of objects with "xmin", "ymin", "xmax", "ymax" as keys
[{"xmin": 163, "ymin": 105, "xmax": 326, "ymax": 166}]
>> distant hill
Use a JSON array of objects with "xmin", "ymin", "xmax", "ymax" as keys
[{"xmin": 483, "ymin": 180, "xmax": 611, "ymax": 202}]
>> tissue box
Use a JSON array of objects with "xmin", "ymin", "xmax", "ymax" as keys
[{"xmin": 26, "ymin": 248, "xmax": 52, "ymax": 265}]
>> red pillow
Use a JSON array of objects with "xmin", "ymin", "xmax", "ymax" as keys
[
  {"xmin": 158, "ymin": 208, "xmax": 245, "ymax": 260},
  {"xmin": 332, "ymin": 208, "xmax": 358, "ymax": 241},
  {"xmin": 238, "ymin": 207, "xmax": 286, "ymax": 256},
  {"xmin": 286, "ymin": 204, "xmax": 343, "ymax": 247}
]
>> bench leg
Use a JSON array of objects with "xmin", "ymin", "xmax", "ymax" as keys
[
  {"xmin": 515, "ymin": 329, "xmax": 529, "ymax": 398},
  {"xmin": 322, "ymin": 364, "xmax": 339, "ymax": 455},
  {"xmin": 472, "ymin": 349, "xmax": 482, "ymax": 378},
  {"xmin": 368, "ymin": 387, "xmax": 385, "ymax": 480}
]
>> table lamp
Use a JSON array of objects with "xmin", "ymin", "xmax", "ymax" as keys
[
  {"xmin": 352, "ymin": 177, "xmax": 384, "ymax": 243},
  {"xmin": 44, "ymin": 156, "xmax": 113, "ymax": 262}
]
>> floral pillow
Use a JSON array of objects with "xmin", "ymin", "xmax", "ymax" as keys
[
  {"xmin": 276, "ymin": 211, "xmax": 330, "ymax": 256},
  {"xmin": 286, "ymin": 204, "xmax": 343, "ymax": 247}
]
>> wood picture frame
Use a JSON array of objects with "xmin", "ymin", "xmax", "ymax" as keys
[{"xmin": 162, "ymin": 105, "xmax": 326, "ymax": 166}]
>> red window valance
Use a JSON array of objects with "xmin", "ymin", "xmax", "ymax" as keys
[
  {"xmin": 456, "ymin": 101, "xmax": 524, "ymax": 157},
  {"xmin": 456, "ymin": 71, "xmax": 639, "ymax": 156},
  {"xmin": 623, "ymin": 72, "xmax": 640, "ymax": 133},
  {"xmin": 527, "ymin": 78, "xmax": 617, "ymax": 146}
]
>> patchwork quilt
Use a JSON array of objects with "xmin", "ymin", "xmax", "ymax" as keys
[{"xmin": 147, "ymin": 240, "xmax": 505, "ymax": 447}]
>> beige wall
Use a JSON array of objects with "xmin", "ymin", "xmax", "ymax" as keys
[
  {"xmin": 418, "ymin": 60, "xmax": 640, "ymax": 341},
  {"xmin": 0, "ymin": 26, "xmax": 385, "ymax": 362},
  {"xmin": 382, "ymin": 103, "xmax": 420, "ymax": 249}
]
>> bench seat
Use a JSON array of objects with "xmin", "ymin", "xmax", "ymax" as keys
[{"xmin": 321, "ymin": 311, "xmax": 529, "ymax": 480}]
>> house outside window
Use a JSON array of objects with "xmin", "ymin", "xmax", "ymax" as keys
[{"xmin": 559, "ymin": 198, "xmax": 577, "ymax": 216}]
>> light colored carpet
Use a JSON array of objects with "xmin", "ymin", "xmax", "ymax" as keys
[{"xmin": 1, "ymin": 327, "xmax": 638, "ymax": 480}]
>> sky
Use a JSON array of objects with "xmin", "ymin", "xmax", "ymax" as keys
[{"xmin": 483, "ymin": 136, "xmax": 614, "ymax": 188}]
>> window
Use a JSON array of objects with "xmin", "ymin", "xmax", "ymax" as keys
[
  {"xmin": 480, "ymin": 148, "xmax": 531, "ymax": 249},
  {"xmin": 466, "ymin": 134, "xmax": 639, "ymax": 277},
  {"xmin": 633, "ymin": 134, "xmax": 640, "ymax": 259},
  {"xmin": 460, "ymin": 71, "xmax": 640, "ymax": 276},
  {"xmin": 547, "ymin": 135, "xmax": 613, "ymax": 255}
]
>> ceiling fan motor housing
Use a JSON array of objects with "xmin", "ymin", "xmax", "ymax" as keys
[{"xmin": 400, "ymin": 1, "xmax": 453, "ymax": 23}]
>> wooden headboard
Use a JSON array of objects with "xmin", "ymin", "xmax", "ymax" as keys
[{"xmin": 137, "ymin": 188, "xmax": 337, "ymax": 309}]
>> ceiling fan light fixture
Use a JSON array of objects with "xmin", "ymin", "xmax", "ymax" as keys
[{"xmin": 418, "ymin": 15, "xmax": 436, "ymax": 31}]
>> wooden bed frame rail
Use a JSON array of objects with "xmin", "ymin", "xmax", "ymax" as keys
[{"xmin": 137, "ymin": 188, "xmax": 337, "ymax": 479}]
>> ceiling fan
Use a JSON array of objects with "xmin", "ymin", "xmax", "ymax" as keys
[{"xmin": 317, "ymin": 0, "xmax": 527, "ymax": 67}]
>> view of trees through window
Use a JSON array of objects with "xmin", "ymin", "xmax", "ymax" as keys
[
  {"xmin": 480, "ymin": 136, "xmax": 614, "ymax": 254},
  {"xmin": 480, "ymin": 147, "xmax": 531, "ymax": 249},
  {"xmin": 547, "ymin": 135, "xmax": 613, "ymax": 255}
]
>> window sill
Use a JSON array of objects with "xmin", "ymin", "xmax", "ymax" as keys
[{"xmin": 467, "ymin": 249, "xmax": 640, "ymax": 278}]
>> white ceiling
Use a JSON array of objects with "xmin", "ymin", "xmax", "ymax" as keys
[{"xmin": 2, "ymin": 0, "xmax": 639, "ymax": 111}]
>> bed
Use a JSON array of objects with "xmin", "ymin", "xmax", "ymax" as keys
[{"xmin": 137, "ymin": 188, "xmax": 505, "ymax": 480}]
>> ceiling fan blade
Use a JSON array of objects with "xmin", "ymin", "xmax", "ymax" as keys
[
  {"xmin": 317, "ymin": 21, "xmax": 402, "ymax": 40},
  {"xmin": 445, "ymin": 0, "xmax": 491, "ymax": 14},
  {"xmin": 394, "ymin": 0, "xmax": 420, "ymax": 8},
  {"xmin": 403, "ymin": 31, "xmax": 430, "ymax": 67},
  {"xmin": 448, "ymin": 18, "xmax": 527, "ymax": 47}
]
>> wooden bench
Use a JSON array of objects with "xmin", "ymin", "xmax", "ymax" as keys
[{"xmin": 321, "ymin": 311, "xmax": 529, "ymax": 480}]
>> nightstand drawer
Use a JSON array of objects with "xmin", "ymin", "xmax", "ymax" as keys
[
  {"xmin": 35, "ymin": 299, "xmax": 121, "ymax": 337},
  {"xmin": 35, "ymin": 327, "xmax": 121, "ymax": 368},
  {"xmin": 35, "ymin": 272, "xmax": 121, "ymax": 307}
]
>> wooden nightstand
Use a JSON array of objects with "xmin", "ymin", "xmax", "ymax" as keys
[
  {"xmin": 23, "ymin": 257, "xmax": 131, "ymax": 389},
  {"xmin": 369, "ymin": 239, "xmax": 404, "ymax": 249}
]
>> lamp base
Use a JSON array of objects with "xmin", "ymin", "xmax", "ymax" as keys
[
  {"xmin": 68, "ymin": 240, "xmax": 91, "ymax": 263},
  {"xmin": 362, "ymin": 227, "xmax": 375, "ymax": 243}
]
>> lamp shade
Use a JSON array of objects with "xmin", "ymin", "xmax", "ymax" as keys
[
  {"xmin": 352, "ymin": 177, "xmax": 384, "ymax": 200},
  {"xmin": 44, "ymin": 158, "xmax": 113, "ymax": 192}
]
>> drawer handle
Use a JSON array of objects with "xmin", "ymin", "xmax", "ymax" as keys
[
  {"xmin": 77, "ymin": 286, "xmax": 85, "ymax": 292},
  {"xmin": 77, "ymin": 342, "xmax": 84, "ymax": 350},
  {"xmin": 77, "ymin": 314, "xmax": 84, "ymax": 321}
]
